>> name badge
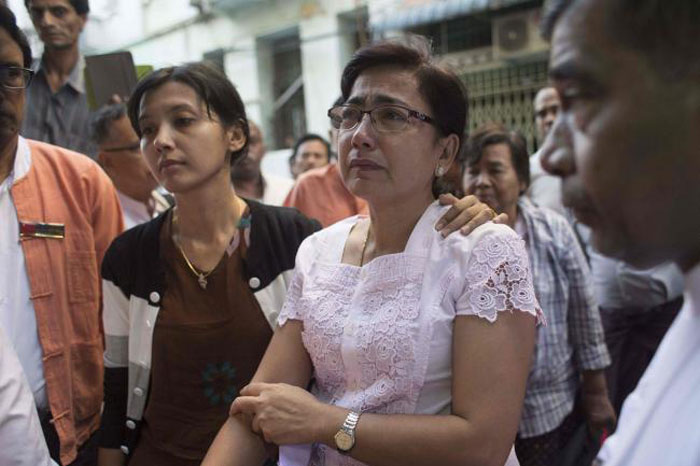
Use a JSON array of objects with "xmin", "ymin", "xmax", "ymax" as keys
[{"xmin": 19, "ymin": 222, "xmax": 65, "ymax": 239}]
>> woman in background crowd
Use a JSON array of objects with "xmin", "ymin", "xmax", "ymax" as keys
[
  {"xmin": 204, "ymin": 37, "xmax": 541, "ymax": 466},
  {"xmin": 462, "ymin": 123, "xmax": 614, "ymax": 466}
]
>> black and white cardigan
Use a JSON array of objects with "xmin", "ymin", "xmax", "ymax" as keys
[{"xmin": 98, "ymin": 199, "xmax": 320, "ymax": 456}]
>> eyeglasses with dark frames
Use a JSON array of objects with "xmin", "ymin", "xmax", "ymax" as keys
[
  {"xmin": 0, "ymin": 65, "xmax": 34, "ymax": 90},
  {"xmin": 328, "ymin": 103, "xmax": 438, "ymax": 133}
]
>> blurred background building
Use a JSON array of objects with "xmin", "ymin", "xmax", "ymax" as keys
[{"xmin": 8, "ymin": 0, "xmax": 548, "ymax": 166}]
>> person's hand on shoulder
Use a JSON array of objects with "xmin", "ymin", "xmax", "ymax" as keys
[{"xmin": 436, "ymin": 193, "xmax": 508, "ymax": 237}]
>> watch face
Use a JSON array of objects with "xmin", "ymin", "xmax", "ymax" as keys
[{"xmin": 334, "ymin": 430, "xmax": 354, "ymax": 451}]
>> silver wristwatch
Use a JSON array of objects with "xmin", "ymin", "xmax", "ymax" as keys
[{"xmin": 334, "ymin": 411, "xmax": 361, "ymax": 454}]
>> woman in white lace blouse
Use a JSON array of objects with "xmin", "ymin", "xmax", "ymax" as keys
[{"xmin": 204, "ymin": 37, "xmax": 541, "ymax": 466}]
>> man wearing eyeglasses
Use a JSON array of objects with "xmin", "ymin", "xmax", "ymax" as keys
[
  {"xmin": 91, "ymin": 103, "xmax": 171, "ymax": 230},
  {"xmin": 0, "ymin": 6, "xmax": 122, "ymax": 465},
  {"xmin": 20, "ymin": 0, "xmax": 96, "ymax": 157}
]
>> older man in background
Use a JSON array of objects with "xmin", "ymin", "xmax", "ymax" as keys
[
  {"xmin": 231, "ymin": 121, "xmax": 293, "ymax": 205},
  {"xmin": 91, "ymin": 103, "xmax": 171, "ymax": 229}
]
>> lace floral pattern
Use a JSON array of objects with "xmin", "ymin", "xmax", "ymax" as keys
[
  {"xmin": 460, "ymin": 232, "xmax": 541, "ymax": 323},
  {"xmin": 277, "ymin": 227, "xmax": 541, "ymax": 466},
  {"xmin": 291, "ymin": 255, "xmax": 427, "ymax": 417}
]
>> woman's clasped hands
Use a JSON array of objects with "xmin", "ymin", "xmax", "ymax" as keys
[{"xmin": 230, "ymin": 383, "xmax": 347, "ymax": 446}]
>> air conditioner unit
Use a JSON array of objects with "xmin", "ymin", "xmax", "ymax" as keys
[
  {"xmin": 443, "ymin": 47, "xmax": 495, "ymax": 74},
  {"xmin": 493, "ymin": 9, "xmax": 548, "ymax": 61}
]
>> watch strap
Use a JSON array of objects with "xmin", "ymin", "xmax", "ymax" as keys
[{"xmin": 342, "ymin": 411, "xmax": 361, "ymax": 433}]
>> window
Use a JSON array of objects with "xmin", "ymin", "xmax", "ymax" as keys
[{"xmin": 409, "ymin": 15, "xmax": 492, "ymax": 55}]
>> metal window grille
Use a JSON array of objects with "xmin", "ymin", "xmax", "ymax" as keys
[{"xmin": 460, "ymin": 59, "xmax": 549, "ymax": 153}]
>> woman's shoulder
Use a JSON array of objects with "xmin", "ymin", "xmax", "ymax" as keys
[{"xmin": 440, "ymin": 221, "xmax": 521, "ymax": 258}]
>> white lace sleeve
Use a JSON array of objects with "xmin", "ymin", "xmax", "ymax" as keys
[
  {"xmin": 277, "ymin": 268, "xmax": 304, "ymax": 327},
  {"xmin": 456, "ymin": 229, "xmax": 543, "ymax": 324}
]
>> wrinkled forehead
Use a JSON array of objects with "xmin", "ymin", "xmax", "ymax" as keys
[{"xmin": 549, "ymin": 1, "xmax": 621, "ymax": 74}]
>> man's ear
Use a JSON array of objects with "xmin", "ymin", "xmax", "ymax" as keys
[{"xmin": 226, "ymin": 122, "xmax": 247, "ymax": 154}]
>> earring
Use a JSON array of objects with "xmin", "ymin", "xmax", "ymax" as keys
[{"xmin": 435, "ymin": 166, "xmax": 445, "ymax": 177}]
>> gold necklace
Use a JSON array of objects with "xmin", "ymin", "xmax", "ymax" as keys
[
  {"xmin": 359, "ymin": 221, "xmax": 371, "ymax": 266},
  {"xmin": 176, "ymin": 240, "xmax": 213, "ymax": 289},
  {"xmin": 172, "ymin": 197, "xmax": 246, "ymax": 290}
]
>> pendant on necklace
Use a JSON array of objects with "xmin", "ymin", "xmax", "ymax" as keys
[{"xmin": 198, "ymin": 274, "xmax": 208, "ymax": 289}]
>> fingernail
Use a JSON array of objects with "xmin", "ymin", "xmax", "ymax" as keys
[{"xmin": 435, "ymin": 221, "xmax": 445, "ymax": 230}]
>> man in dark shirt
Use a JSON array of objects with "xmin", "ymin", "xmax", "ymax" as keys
[{"xmin": 21, "ymin": 0, "xmax": 95, "ymax": 157}]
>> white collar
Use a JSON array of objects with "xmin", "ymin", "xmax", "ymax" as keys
[
  {"xmin": 116, "ymin": 190, "xmax": 150, "ymax": 215},
  {"xmin": 8, "ymin": 137, "xmax": 32, "ymax": 187}
]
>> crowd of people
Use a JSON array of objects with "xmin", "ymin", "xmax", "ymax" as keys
[{"xmin": 1, "ymin": 0, "xmax": 699, "ymax": 466}]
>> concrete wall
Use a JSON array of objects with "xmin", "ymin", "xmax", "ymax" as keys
[
  {"xmin": 120, "ymin": 0, "xmax": 362, "ymax": 141},
  {"xmin": 7, "ymin": 0, "xmax": 363, "ymax": 153}
]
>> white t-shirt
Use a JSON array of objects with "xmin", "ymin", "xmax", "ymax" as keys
[
  {"xmin": 0, "ymin": 137, "xmax": 48, "ymax": 410},
  {"xmin": 597, "ymin": 263, "xmax": 700, "ymax": 465},
  {"xmin": 0, "ymin": 324, "xmax": 55, "ymax": 466}
]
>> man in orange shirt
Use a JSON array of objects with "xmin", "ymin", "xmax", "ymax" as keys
[
  {"xmin": 284, "ymin": 162, "xmax": 368, "ymax": 228},
  {"xmin": 0, "ymin": 7, "xmax": 122, "ymax": 465}
]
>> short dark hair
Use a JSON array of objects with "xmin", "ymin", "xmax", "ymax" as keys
[
  {"xmin": 340, "ymin": 35, "xmax": 468, "ymax": 152},
  {"xmin": 0, "ymin": 6, "xmax": 32, "ymax": 68},
  {"xmin": 542, "ymin": 0, "xmax": 700, "ymax": 83},
  {"xmin": 90, "ymin": 103, "xmax": 126, "ymax": 145},
  {"xmin": 462, "ymin": 123, "xmax": 530, "ymax": 191},
  {"xmin": 290, "ymin": 133, "xmax": 332, "ymax": 164},
  {"xmin": 127, "ymin": 62, "xmax": 249, "ymax": 165},
  {"xmin": 25, "ymin": 0, "xmax": 89, "ymax": 15}
]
